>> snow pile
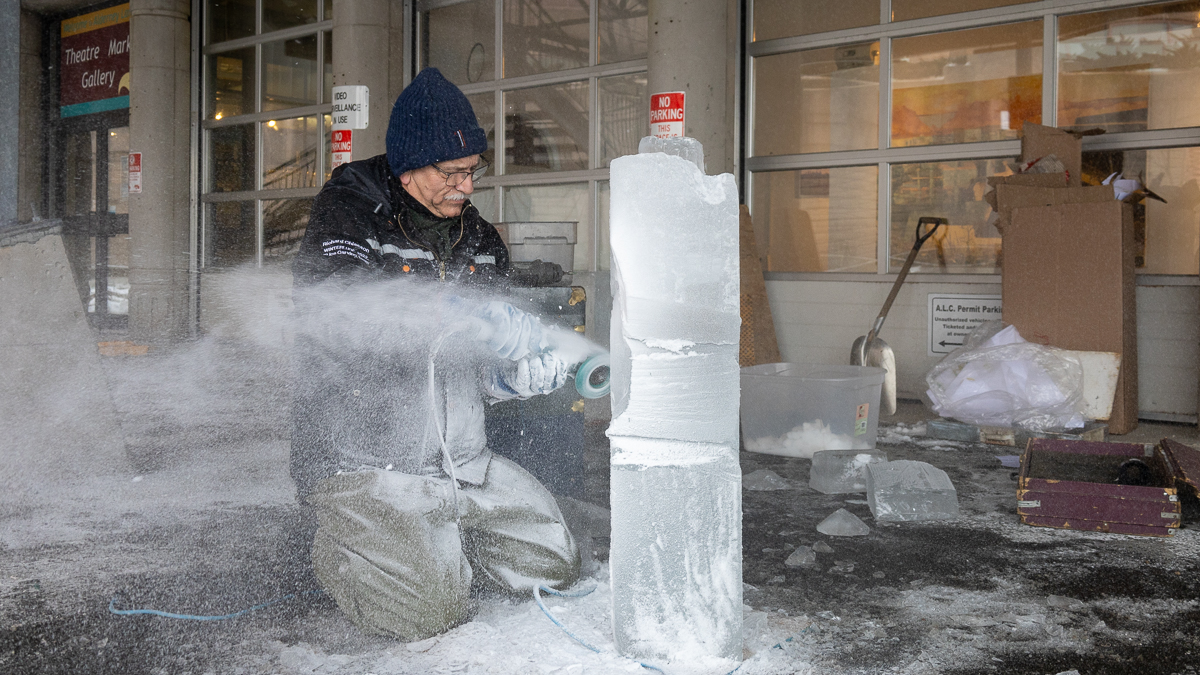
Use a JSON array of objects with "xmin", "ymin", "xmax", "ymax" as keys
[{"xmin": 744, "ymin": 420, "xmax": 867, "ymax": 459}]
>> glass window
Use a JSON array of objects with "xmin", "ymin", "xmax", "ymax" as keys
[
  {"xmin": 207, "ymin": 47, "xmax": 255, "ymax": 120},
  {"xmin": 751, "ymin": 166, "xmax": 878, "ymax": 273},
  {"xmin": 107, "ymin": 127, "xmax": 129, "ymax": 215},
  {"xmin": 1059, "ymin": 2, "xmax": 1200, "ymax": 133},
  {"xmin": 262, "ymin": 36, "xmax": 319, "ymax": 112},
  {"xmin": 597, "ymin": 180, "xmax": 610, "ymax": 270},
  {"xmin": 892, "ymin": 22, "xmax": 1042, "ymax": 148},
  {"xmin": 889, "ymin": 159, "xmax": 1009, "ymax": 274},
  {"xmin": 1083, "ymin": 147, "xmax": 1200, "ymax": 274},
  {"xmin": 323, "ymin": 31, "xmax": 333, "ymax": 103},
  {"xmin": 207, "ymin": 201, "xmax": 257, "ymax": 267},
  {"xmin": 207, "ymin": 0, "xmax": 254, "ymax": 44},
  {"xmin": 753, "ymin": 0, "xmax": 877, "ymax": 42},
  {"xmin": 504, "ymin": 0, "xmax": 590, "ymax": 78},
  {"xmin": 262, "ymin": 0, "xmax": 318, "ymax": 34},
  {"xmin": 599, "ymin": 73, "xmax": 647, "ymax": 166},
  {"xmin": 504, "ymin": 82, "xmax": 590, "ymax": 174},
  {"xmin": 467, "ymin": 92, "xmax": 497, "ymax": 165},
  {"xmin": 61, "ymin": 130, "xmax": 96, "ymax": 217},
  {"xmin": 754, "ymin": 45, "xmax": 879, "ymax": 156},
  {"xmin": 210, "ymin": 124, "xmax": 256, "ymax": 193},
  {"xmin": 263, "ymin": 198, "xmax": 313, "ymax": 259},
  {"xmin": 893, "ymin": 0, "xmax": 1039, "ymax": 23},
  {"xmin": 598, "ymin": 0, "xmax": 648, "ymax": 64},
  {"xmin": 470, "ymin": 188, "xmax": 497, "ymax": 222},
  {"xmin": 262, "ymin": 116, "xmax": 320, "ymax": 189},
  {"xmin": 106, "ymin": 234, "xmax": 131, "ymax": 315},
  {"xmin": 426, "ymin": 0, "xmax": 496, "ymax": 85},
  {"xmin": 504, "ymin": 183, "xmax": 590, "ymax": 271}
]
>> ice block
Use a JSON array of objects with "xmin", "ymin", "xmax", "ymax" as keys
[
  {"xmin": 866, "ymin": 460, "xmax": 960, "ymax": 522},
  {"xmin": 809, "ymin": 450, "xmax": 888, "ymax": 494},
  {"xmin": 607, "ymin": 137, "xmax": 742, "ymax": 665}
]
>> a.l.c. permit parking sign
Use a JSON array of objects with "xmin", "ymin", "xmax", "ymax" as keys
[{"xmin": 650, "ymin": 91, "xmax": 685, "ymax": 138}]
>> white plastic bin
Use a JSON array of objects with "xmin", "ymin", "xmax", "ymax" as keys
[
  {"xmin": 493, "ymin": 221, "xmax": 577, "ymax": 272},
  {"xmin": 740, "ymin": 363, "xmax": 886, "ymax": 458}
]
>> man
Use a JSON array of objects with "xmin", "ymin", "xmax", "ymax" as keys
[{"xmin": 290, "ymin": 68, "xmax": 580, "ymax": 641}]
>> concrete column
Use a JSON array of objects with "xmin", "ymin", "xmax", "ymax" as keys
[
  {"xmin": 0, "ymin": 1, "xmax": 19, "ymax": 224},
  {"xmin": 647, "ymin": 0, "xmax": 738, "ymax": 175},
  {"xmin": 18, "ymin": 12, "xmax": 43, "ymax": 223},
  {"xmin": 128, "ymin": 0, "xmax": 191, "ymax": 342},
  {"xmin": 333, "ymin": 0, "xmax": 394, "ymax": 160}
]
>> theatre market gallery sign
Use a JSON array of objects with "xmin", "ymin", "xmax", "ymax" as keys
[{"xmin": 61, "ymin": 3, "xmax": 130, "ymax": 118}]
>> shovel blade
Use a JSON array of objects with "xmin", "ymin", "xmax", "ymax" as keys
[{"xmin": 850, "ymin": 336, "xmax": 897, "ymax": 416}]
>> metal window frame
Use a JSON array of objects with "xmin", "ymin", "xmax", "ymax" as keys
[
  {"xmin": 198, "ymin": 0, "xmax": 332, "ymax": 270},
  {"xmin": 743, "ymin": 0, "xmax": 1200, "ymax": 283}
]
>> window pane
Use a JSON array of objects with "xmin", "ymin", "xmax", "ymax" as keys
[
  {"xmin": 323, "ymin": 31, "xmax": 333, "ymax": 104},
  {"xmin": 324, "ymin": 0, "xmax": 332, "ymax": 21},
  {"xmin": 892, "ymin": 22, "xmax": 1042, "ymax": 148},
  {"xmin": 467, "ymin": 92, "xmax": 497, "ymax": 165},
  {"xmin": 1059, "ymin": 2, "xmax": 1200, "ymax": 133},
  {"xmin": 263, "ymin": 198, "xmax": 313, "ymax": 260},
  {"xmin": 323, "ymin": 114, "xmax": 332, "ymax": 183},
  {"xmin": 754, "ymin": 46, "xmax": 879, "ymax": 156},
  {"xmin": 753, "ymin": 0, "xmax": 877, "ymax": 41},
  {"xmin": 893, "ymin": 0, "xmax": 1039, "ymax": 23},
  {"xmin": 504, "ymin": 0, "xmax": 590, "ymax": 78},
  {"xmin": 751, "ymin": 166, "xmax": 878, "ymax": 273},
  {"xmin": 207, "ymin": 0, "xmax": 254, "ymax": 44},
  {"xmin": 210, "ymin": 124, "xmax": 256, "ymax": 192},
  {"xmin": 598, "ymin": 0, "xmax": 648, "ymax": 64},
  {"xmin": 107, "ymin": 127, "xmax": 129, "ymax": 215},
  {"xmin": 504, "ymin": 183, "xmax": 591, "ymax": 272},
  {"xmin": 207, "ymin": 47, "xmax": 254, "ymax": 120},
  {"xmin": 262, "ymin": 36, "xmax": 319, "ymax": 112},
  {"xmin": 470, "ymin": 188, "xmax": 497, "ymax": 222},
  {"xmin": 425, "ymin": 0, "xmax": 496, "ymax": 85},
  {"xmin": 889, "ymin": 159, "xmax": 1009, "ymax": 274},
  {"xmin": 263, "ymin": 0, "xmax": 318, "ymax": 33},
  {"xmin": 263, "ymin": 116, "xmax": 320, "ymax": 189},
  {"xmin": 207, "ymin": 201, "xmax": 256, "ymax": 267},
  {"xmin": 600, "ymin": 73, "xmax": 647, "ymax": 166},
  {"xmin": 1083, "ymin": 147, "xmax": 1200, "ymax": 275},
  {"xmin": 504, "ymin": 82, "xmax": 589, "ymax": 174},
  {"xmin": 61, "ymin": 130, "xmax": 96, "ymax": 217},
  {"xmin": 107, "ymin": 234, "xmax": 131, "ymax": 315},
  {"xmin": 598, "ymin": 180, "xmax": 610, "ymax": 271}
]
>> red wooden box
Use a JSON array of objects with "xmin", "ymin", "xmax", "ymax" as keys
[{"xmin": 1017, "ymin": 438, "xmax": 1200, "ymax": 537}]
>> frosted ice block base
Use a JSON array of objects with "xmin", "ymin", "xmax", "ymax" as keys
[{"xmin": 867, "ymin": 460, "xmax": 960, "ymax": 522}]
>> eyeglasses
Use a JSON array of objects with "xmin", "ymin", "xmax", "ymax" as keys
[{"xmin": 432, "ymin": 161, "xmax": 490, "ymax": 187}]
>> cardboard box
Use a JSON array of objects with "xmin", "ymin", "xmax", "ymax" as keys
[
  {"xmin": 1017, "ymin": 438, "xmax": 1200, "ymax": 537},
  {"xmin": 987, "ymin": 183, "xmax": 1110, "ymax": 233},
  {"xmin": 1020, "ymin": 123, "xmax": 1083, "ymax": 187},
  {"xmin": 1002, "ymin": 200, "xmax": 1137, "ymax": 433}
]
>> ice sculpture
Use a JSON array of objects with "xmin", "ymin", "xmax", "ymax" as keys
[{"xmin": 607, "ymin": 137, "xmax": 743, "ymax": 665}]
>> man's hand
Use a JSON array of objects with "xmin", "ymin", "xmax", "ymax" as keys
[{"xmin": 504, "ymin": 352, "xmax": 569, "ymax": 397}]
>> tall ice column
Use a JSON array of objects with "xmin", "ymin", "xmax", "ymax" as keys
[{"xmin": 607, "ymin": 137, "xmax": 742, "ymax": 665}]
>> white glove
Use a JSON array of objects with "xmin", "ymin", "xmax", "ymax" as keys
[
  {"xmin": 502, "ymin": 352, "xmax": 570, "ymax": 398},
  {"xmin": 471, "ymin": 300, "xmax": 545, "ymax": 361}
]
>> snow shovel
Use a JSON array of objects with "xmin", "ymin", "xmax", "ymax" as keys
[{"xmin": 851, "ymin": 216, "xmax": 946, "ymax": 416}]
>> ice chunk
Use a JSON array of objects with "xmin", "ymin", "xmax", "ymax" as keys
[
  {"xmin": 742, "ymin": 469, "xmax": 792, "ymax": 491},
  {"xmin": 812, "ymin": 541, "xmax": 833, "ymax": 553},
  {"xmin": 866, "ymin": 460, "xmax": 960, "ymax": 522},
  {"xmin": 784, "ymin": 546, "xmax": 816, "ymax": 567},
  {"xmin": 639, "ymin": 135, "xmax": 705, "ymax": 173},
  {"xmin": 743, "ymin": 420, "xmax": 871, "ymax": 459},
  {"xmin": 607, "ymin": 137, "xmax": 742, "ymax": 665},
  {"xmin": 809, "ymin": 450, "xmax": 887, "ymax": 494},
  {"xmin": 816, "ymin": 508, "xmax": 870, "ymax": 536}
]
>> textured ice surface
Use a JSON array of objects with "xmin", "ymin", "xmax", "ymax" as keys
[
  {"xmin": 638, "ymin": 136, "xmax": 706, "ymax": 172},
  {"xmin": 867, "ymin": 460, "xmax": 960, "ymax": 522},
  {"xmin": 809, "ymin": 450, "xmax": 888, "ymax": 494},
  {"xmin": 607, "ymin": 139, "xmax": 742, "ymax": 664},
  {"xmin": 609, "ymin": 436, "xmax": 742, "ymax": 664},
  {"xmin": 816, "ymin": 508, "xmax": 871, "ymax": 537},
  {"xmin": 742, "ymin": 469, "xmax": 792, "ymax": 491},
  {"xmin": 743, "ymin": 419, "xmax": 870, "ymax": 459},
  {"xmin": 784, "ymin": 546, "xmax": 817, "ymax": 567}
]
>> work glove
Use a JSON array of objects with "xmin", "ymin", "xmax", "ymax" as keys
[
  {"xmin": 470, "ymin": 300, "xmax": 546, "ymax": 361},
  {"xmin": 501, "ymin": 351, "xmax": 570, "ymax": 398},
  {"xmin": 509, "ymin": 259, "xmax": 565, "ymax": 287}
]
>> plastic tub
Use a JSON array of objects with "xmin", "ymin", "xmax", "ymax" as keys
[{"xmin": 740, "ymin": 363, "xmax": 886, "ymax": 458}]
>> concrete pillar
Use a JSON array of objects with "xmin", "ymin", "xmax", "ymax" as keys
[
  {"xmin": 333, "ymin": 0, "xmax": 396, "ymax": 160},
  {"xmin": 647, "ymin": 0, "xmax": 738, "ymax": 175},
  {"xmin": 128, "ymin": 0, "xmax": 191, "ymax": 342},
  {"xmin": 18, "ymin": 11, "xmax": 43, "ymax": 223},
  {"xmin": 0, "ymin": 1, "xmax": 19, "ymax": 224}
]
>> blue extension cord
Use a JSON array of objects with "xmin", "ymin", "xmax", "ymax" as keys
[{"xmin": 107, "ymin": 589, "xmax": 322, "ymax": 621}]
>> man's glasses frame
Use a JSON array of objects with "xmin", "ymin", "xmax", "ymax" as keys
[{"xmin": 432, "ymin": 161, "xmax": 490, "ymax": 187}]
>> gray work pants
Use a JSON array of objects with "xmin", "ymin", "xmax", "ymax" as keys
[{"xmin": 307, "ymin": 456, "xmax": 580, "ymax": 641}]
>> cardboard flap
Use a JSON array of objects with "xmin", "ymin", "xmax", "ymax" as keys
[
  {"xmin": 1161, "ymin": 438, "xmax": 1200, "ymax": 490},
  {"xmin": 1021, "ymin": 123, "xmax": 1082, "ymax": 187}
]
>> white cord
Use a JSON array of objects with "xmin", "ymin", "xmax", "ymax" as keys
[{"xmin": 428, "ymin": 331, "xmax": 462, "ymax": 523}]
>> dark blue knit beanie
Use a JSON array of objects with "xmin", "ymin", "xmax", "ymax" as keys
[{"xmin": 386, "ymin": 68, "xmax": 489, "ymax": 177}]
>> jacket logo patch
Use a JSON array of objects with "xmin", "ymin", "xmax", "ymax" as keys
[{"xmin": 322, "ymin": 238, "xmax": 371, "ymax": 264}]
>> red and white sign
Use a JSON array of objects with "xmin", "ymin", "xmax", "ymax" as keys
[
  {"xmin": 127, "ymin": 152, "xmax": 141, "ymax": 193},
  {"xmin": 331, "ymin": 129, "xmax": 352, "ymax": 170},
  {"xmin": 650, "ymin": 91, "xmax": 685, "ymax": 138}
]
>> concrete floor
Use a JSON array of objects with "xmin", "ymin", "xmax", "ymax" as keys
[{"xmin": 4, "ymin": 334, "xmax": 1200, "ymax": 674}]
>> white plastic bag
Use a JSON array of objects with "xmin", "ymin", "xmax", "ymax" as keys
[{"xmin": 925, "ymin": 321, "xmax": 1085, "ymax": 431}]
